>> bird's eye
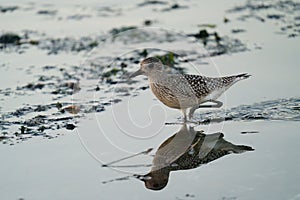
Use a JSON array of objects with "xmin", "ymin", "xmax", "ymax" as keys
[{"xmin": 148, "ymin": 64, "xmax": 154, "ymax": 69}]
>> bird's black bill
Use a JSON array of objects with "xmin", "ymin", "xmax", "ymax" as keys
[{"xmin": 129, "ymin": 69, "xmax": 143, "ymax": 78}]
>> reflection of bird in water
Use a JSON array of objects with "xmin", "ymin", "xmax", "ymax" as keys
[
  {"xmin": 130, "ymin": 57, "xmax": 250, "ymax": 120},
  {"xmin": 137, "ymin": 124, "xmax": 254, "ymax": 190}
]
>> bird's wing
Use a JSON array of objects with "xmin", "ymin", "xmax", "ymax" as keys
[
  {"xmin": 183, "ymin": 73, "xmax": 250, "ymax": 98},
  {"xmin": 182, "ymin": 74, "xmax": 211, "ymax": 98},
  {"xmin": 221, "ymin": 73, "xmax": 251, "ymax": 86}
]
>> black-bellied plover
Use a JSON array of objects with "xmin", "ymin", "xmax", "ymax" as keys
[
  {"xmin": 136, "ymin": 124, "xmax": 254, "ymax": 190},
  {"xmin": 130, "ymin": 57, "xmax": 250, "ymax": 120}
]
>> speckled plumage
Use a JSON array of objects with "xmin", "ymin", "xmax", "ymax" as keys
[{"xmin": 130, "ymin": 57, "xmax": 250, "ymax": 120}]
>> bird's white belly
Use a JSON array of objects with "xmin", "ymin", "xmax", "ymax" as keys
[{"xmin": 203, "ymin": 88, "xmax": 226, "ymax": 101}]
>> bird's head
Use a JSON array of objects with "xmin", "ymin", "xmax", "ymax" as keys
[
  {"xmin": 136, "ymin": 170, "xmax": 169, "ymax": 191},
  {"xmin": 129, "ymin": 57, "xmax": 163, "ymax": 78}
]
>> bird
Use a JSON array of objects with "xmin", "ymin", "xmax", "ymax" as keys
[
  {"xmin": 137, "ymin": 123, "xmax": 254, "ymax": 190},
  {"xmin": 129, "ymin": 57, "xmax": 251, "ymax": 121}
]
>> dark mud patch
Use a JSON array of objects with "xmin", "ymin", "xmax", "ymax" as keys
[
  {"xmin": 192, "ymin": 97, "xmax": 300, "ymax": 123},
  {"xmin": 66, "ymin": 14, "xmax": 92, "ymax": 20},
  {"xmin": 227, "ymin": 0, "xmax": 300, "ymax": 37},
  {"xmin": 161, "ymin": 3, "xmax": 188, "ymax": 12},
  {"xmin": 137, "ymin": 1, "xmax": 168, "ymax": 7},
  {"xmin": 2, "ymin": 2, "xmax": 121, "ymax": 20},
  {"xmin": 0, "ymin": 6, "xmax": 18, "ymax": 13},
  {"xmin": 96, "ymin": 6, "xmax": 122, "ymax": 17},
  {"xmin": 0, "ymin": 26, "xmax": 247, "ymax": 58},
  {"xmin": 0, "ymin": 31, "xmax": 102, "ymax": 54},
  {"xmin": 231, "ymin": 29, "xmax": 246, "ymax": 34},
  {"xmin": 137, "ymin": 1, "xmax": 188, "ymax": 12},
  {"xmin": 0, "ymin": 101, "xmax": 105, "ymax": 145},
  {"xmin": 0, "ymin": 33, "xmax": 21, "ymax": 45},
  {"xmin": 187, "ymin": 29, "xmax": 247, "ymax": 56},
  {"xmin": 6, "ymin": 65, "xmax": 81, "ymax": 100},
  {"xmin": 36, "ymin": 10, "xmax": 57, "ymax": 16}
]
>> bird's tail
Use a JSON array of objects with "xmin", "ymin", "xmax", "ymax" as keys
[
  {"xmin": 235, "ymin": 73, "xmax": 251, "ymax": 80},
  {"xmin": 232, "ymin": 145, "xmax": 254, "ymax": 153},
  {"xmin": 228, "ymin": 73, "xmax": 251, "ymax": 85}
]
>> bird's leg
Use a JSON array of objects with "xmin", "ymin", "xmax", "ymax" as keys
[
  {"xmin": 197, "ymin": 100, "xmax": 223, "ymax": 108},
  {"xmin": 188, "ymin": 100, "xmax": 223, "ymax": 119},
  {"xmin": 188, "ymin": 105, "xmax": 198, "ymax": 119},
  {"xmin": 209, "ymin": 100, "xmax": 223, "ymax": 108},
  {"xmin": 181, "ymin": 108, "xmax": 187, "ymax": 122}
]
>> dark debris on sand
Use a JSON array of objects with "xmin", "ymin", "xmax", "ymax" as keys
[
  {"xmin": 193, "ymin": 98, "xmax": 300, "ymax": 123},
  {"xmin": 226, "ymin": 0, "xmax": 300, "ymax": 37},
  {"xmin": 0, "ymin": 6, "xmax": 18, "ymax": 13},
  {"xmin": 0, "ymin": 33, "xmax": 21, "ymax": 45},
  {"xmin": 0, "ymin": 25, "xmax": 248, "ymax": 58}
]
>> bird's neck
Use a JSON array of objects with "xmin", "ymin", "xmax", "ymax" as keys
[{"xmin": 147, "ymin": 72, "xmax": 169, "ymax": 83}]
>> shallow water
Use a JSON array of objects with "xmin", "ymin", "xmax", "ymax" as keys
[{"xmin": 1, "ymin": 0, "xmax": 300, "ymax": 199}]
